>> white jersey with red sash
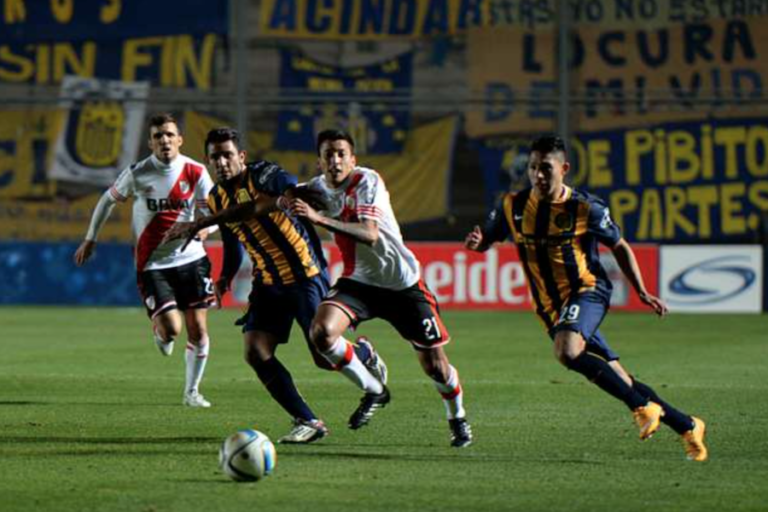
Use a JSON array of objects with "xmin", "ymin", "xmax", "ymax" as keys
[
  {"xmin": 109, "ymin": 154, "xmax": 213, "ymax": 272},
  {"xmin": 306, "ymin": 166, "xmax": 420, "ymax": 290}
]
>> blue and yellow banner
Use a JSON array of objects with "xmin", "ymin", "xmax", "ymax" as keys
[
  {"xmin": 185, "ymin": 111, "xmax": 458, "ymax": 224},
  {"xmin": 0, "ymin": 0, "xmax": 227, "ymax": 88},
  {"xmin": 276, "ymin": 49, "xmax": 412, "ymax": 154},
  {"xmin": 258, "ymin": 0, "xmax": 766, "ymax": 39},
  {"xmin": 468, "ymin": 16, "xmax": 768, "ymax": 136},
  {"xmin": 0, "ymin": 109, "xmax": 64, "ymax": 198},
  {"xmin": 477, "ymin": 117, "xmax": 768, "ymax": 243}
]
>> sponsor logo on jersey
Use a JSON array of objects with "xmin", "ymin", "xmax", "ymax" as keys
[{"xmin": 146, "ymin": 198, "xmax": 191, "ymax": 212}]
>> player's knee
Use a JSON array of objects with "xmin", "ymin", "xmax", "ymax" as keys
[
  {"xmin": 157, "ymin": 323, "xmax": 182, "ymax": 341},
  {"xmin": 309, "ymin": 319, "xmax": 335, "ymax": 350}
]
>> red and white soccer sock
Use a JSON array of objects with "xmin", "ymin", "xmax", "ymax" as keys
[
  {"xmin": 322, "ymin": 337, "xmax": 384, "ymax": 394},
  {"xmin": 432, "ymin": 365, "xmax": 465, "ymax": 420},
  {"xmin": 185, "ymin": 336, "xmax": 209, "ymax": 395}
]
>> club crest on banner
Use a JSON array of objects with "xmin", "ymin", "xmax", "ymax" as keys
[
  {"xmin": 73, "ymin": 101, "xmax": 124, "ymax": 167},
  {"xmin": 50, "ymin": 76, "xmax": 150, "ymax": 187}
]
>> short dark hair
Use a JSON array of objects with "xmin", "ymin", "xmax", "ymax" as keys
[
  {"xmin": 316, "ymin": 129, "xmax": 355, "ymax": 155},
  {"xmin": 204, "ymin": 127, "xmax": 242, "ymax": 155},
  {"xmin": 148, "ymin": 113, "xmax": 180, "ymax": 132},
  {"xmin": 530, "ymin": 135, "xmax": 567, "ymax": 158}
]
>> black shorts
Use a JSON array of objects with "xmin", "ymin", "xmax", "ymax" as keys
[
  {"xmin": 138, "ymin": 257, "xmax": 215, "ymax": 319},
  {"xmin": 323, "ymin": 278, "xmax": 450, "ymax": 349}
]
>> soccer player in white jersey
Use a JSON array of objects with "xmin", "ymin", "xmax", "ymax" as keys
[
  {"xmin": 73, "ymin": 113, "xmax": 216, "ymax": 408},
  {"xmin": 289, "ymin": 129, "xmax": 472, "ymax": 447}
]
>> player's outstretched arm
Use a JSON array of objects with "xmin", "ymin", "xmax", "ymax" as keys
[
  {"xmin": 73, "ymin": 191, "xmax": 118, "ymax": 266},
  {"xmin": 611, "ymin": 238, "xmax": 669, "ymax": 317},
  {"xmin": 289, "ymin": 198, "xmax": 379, "ymax": 245}
]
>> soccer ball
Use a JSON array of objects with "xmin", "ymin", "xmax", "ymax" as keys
[{"xmin": 219, "ymin": 429, "xmax": 277, "ymax": 482}]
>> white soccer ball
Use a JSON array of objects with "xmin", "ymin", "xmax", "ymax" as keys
[{"xmin": 219, "ymin": 429, "xmax": 277, "ymax": 482}]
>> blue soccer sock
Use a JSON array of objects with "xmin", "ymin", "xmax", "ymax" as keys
[
  {"xmin": 252, "ymin": 357, "xmax": 316, "ymax": 422},
  {"xmin": 631, "ymin": 378, "xmax": 695, "ymax": 434},
  {"xmin": 566, "ymin": 352, "xmax": 647, "ymax": 410}
]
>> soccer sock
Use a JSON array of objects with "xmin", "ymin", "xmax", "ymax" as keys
[
  {"xmin": 431, "ymin": 365, "xmax": 465, "ymax": 420},
  {"xmin": 322, "ymin": 337, "xmax": 383, "ymax": 394},
  {"xmin": 565, "ymin": 352, "xmax": 647, "ymax": 410},
  {"xmin": 253, "ymin": 357, "xmax": 316, "ymax": 422},
  {"xmin": 632, "ymin": 378, "xmax": 696, "ymax": 434},
  {"xmin": 184, "ymin": 336, "xmax": 209, "ymax": 394}
]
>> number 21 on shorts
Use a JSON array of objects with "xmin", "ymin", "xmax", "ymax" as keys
[{"xmin": 422, "ymin": 316, "xmax": 442, "ymax": 340}]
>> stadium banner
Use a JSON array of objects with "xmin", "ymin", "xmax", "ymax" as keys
[
  {"xmin": 0, "ymin": 109, "xmax": 65, "ymax": 199},
  {"xmin": 0, "ymin": 195, "xmax": 132, "ymax": 242},
  {"xmin": 207, "ymin": 242, "xmax": 659, "ymax": 311},
  {"xmin": 257, "ymin": 0, "xmax": 764, "ymax": 39},
  {"xmin": 475, "ymin": 117, "xmax": 768, "ymax": 243},
  {"xmin": 276, "ymin": 49, "xmax": 412, "ymax": 154},
  {"xmin": 0, "ymin": 242, "xmax": 138, "ymax": 305},
  {"xmin": 467, "ymin": 16, "xmax": 768, "ymax": 137},
  {"xmin": 0, "ymin": 0, "xmax": 227, "ymax": 89},
  {"xmin": 184, "ymin": 112, "xmax": 459, "ymax": 225},
  {"xmin": 660, "ymin": 245, "xmax": 763, "ymax": 313},
  {"xmin": 49, "ymin": 76, "xmax": 149, "ymax": 187}
]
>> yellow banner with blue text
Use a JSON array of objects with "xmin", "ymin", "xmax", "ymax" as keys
[{"xmin": 468, "ymin": 16, "xmax": 768, "ymax": 136}]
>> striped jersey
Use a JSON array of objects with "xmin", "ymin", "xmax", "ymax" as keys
[
  {"xmin": 208, "ymin": 160, "xmax": 326, "ymax": 286},
  {"xmin": 482, "ymin": 186, "xmax": 622, "ymax": 330},
  {"xmin": 109, "ymin": 154, "xmax": 213, "ymax": 272},
  {"xmin": 305, "ymin": 166, "xmax": 420, "ymax": 290}
]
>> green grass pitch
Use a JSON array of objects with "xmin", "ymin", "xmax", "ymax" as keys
[{"xmin": 1, "ymin": 307, "xmax": 767, "ymax": 512}]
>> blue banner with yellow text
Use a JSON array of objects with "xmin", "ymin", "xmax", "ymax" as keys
[
  {"xmin": 0, "ymin": 0, "xmax": 227, "ymax": 89},
  {"xmin": 477, "ymin": 118, "xmax": 768, "ymax": 243},
  {"xmin": 276, "ymin": 49, "xmax": 412, "ymax": 154}
]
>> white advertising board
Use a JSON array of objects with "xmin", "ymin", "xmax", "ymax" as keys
[{"xmin": 660, "ymin": 246, "xmax": 763, "ymax": 313}]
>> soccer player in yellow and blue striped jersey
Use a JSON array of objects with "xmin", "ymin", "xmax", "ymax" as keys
[
  {"xmin": 164, "ymin": 128, "xmax": 387, "ymax": 444},
  {"xmin": 465, "ymin": 135, "xmax": 707, "ymax": 461}
]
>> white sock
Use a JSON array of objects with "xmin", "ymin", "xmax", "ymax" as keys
[
  {"xmin": 322, "ymin": 337, "xmax": 383, "ymax": 394},
  {"xmin": 432, "ymin": 365, "xmax": 465, "ymax": 420},
  {"xmin": 185, "ymin": 336, "xmax": 209, "ymax": 395}
]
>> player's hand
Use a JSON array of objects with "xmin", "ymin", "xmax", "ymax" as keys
[
  {"xmin": 213, "ymin": 279, "xmax": 229, "ymax": 309},
  {"xmin": 289, "ymin": 198, "xmax": 322, "ymax": 224},
  {"xmin": 73, "ymin": 240, "xmax": 96, "ymax": 266},
  {"xmin": 162, "ymin": 222, "xmax": 199, "ymax": 246},
  {"xmin": 639, "ymin": 291, "xmax": 669, "ymax": 317},
  {"xmin": 464, "ymin": 225, "xmax": 485, "ymax": 251},
  {"xmin": 197, "ymin": 227, "xmax": 211, "ymax": 243}
]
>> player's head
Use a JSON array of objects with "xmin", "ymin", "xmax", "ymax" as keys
[
  {"xmin": 316, "ymin": 129, "xmax": 357, "ymax": 188},
  {"xmin": 205, "ymin": 127, "xmax": 247, "ymax": 182},
  {"xmin": 148, "ymin": 113, "xmax": 183, "ymax": 164},
  {"xmin": 527, "ymin": 135, "xmax": 570, "ymax": 200}
]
